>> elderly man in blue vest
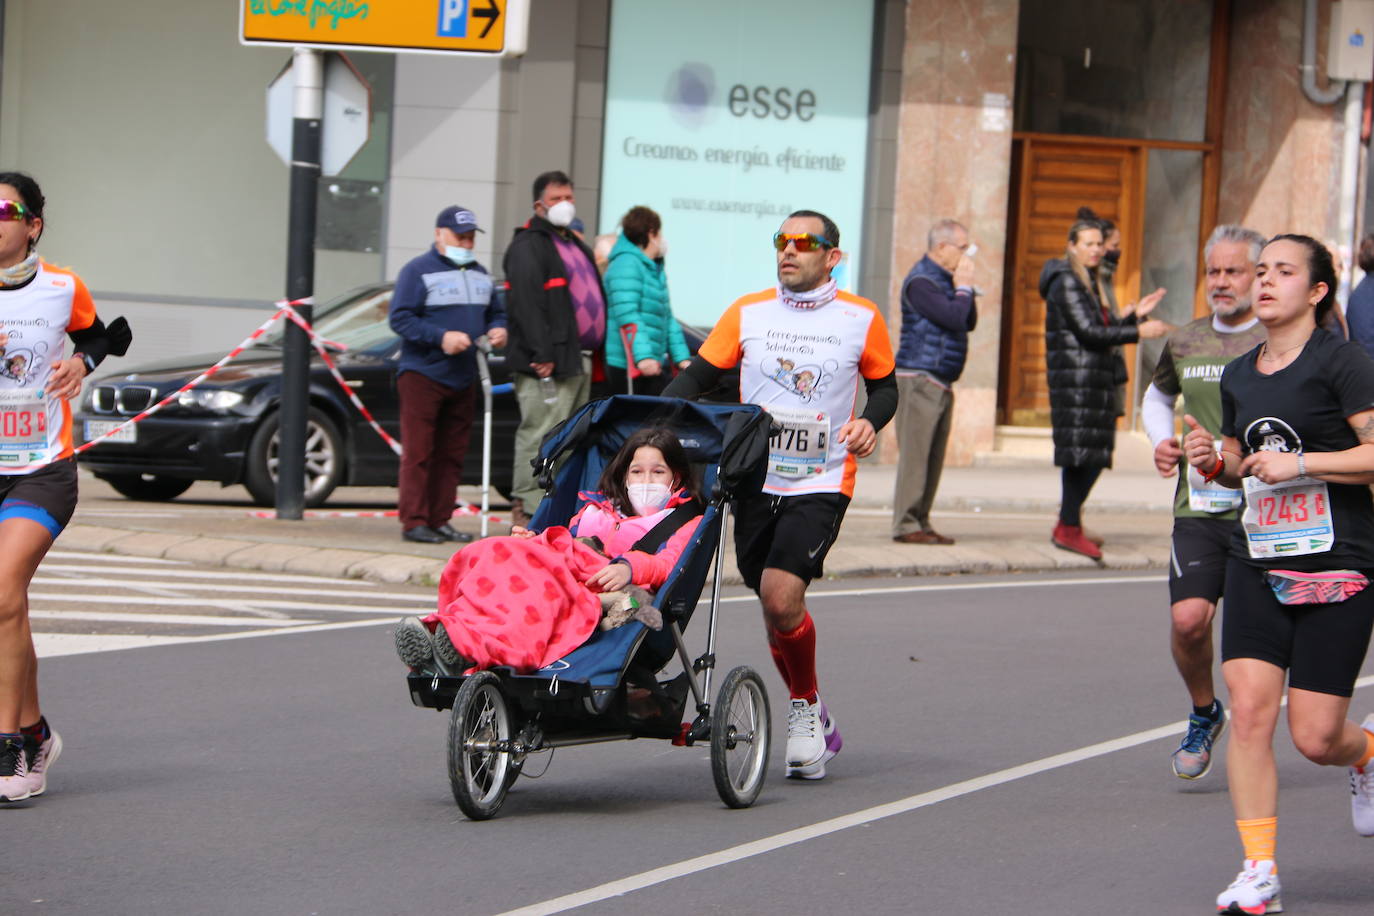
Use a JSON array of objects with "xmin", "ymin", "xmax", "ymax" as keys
[{"xmin": 891, "ymin": 219, "xmax": 978, "ymax": 545}]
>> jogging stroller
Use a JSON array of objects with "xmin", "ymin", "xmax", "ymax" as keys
[{"xmin": 405, "ymin": 395, "xmax": 772, "ymax": 819}]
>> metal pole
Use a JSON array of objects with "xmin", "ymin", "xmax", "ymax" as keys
[
  {"xmin": 476, "ymin": 336, "xmax": 494, "ymax": 538},
  {"xmin": 276, "ymin": 47, "xmax": 324, "ymax": 520}
]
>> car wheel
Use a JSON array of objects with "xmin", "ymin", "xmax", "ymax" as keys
[
  {"xmin": 100, "ymin": 473, "xmax": 194, "ymax": 502},
  {"xmin": 243, "ymin": 407, "xmax": 345, "ymax": 508}
]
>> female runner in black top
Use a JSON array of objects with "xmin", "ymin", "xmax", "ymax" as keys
[{"xmin": 1184, "ymin": 234, "xmax": 1374, "ymax": 914}]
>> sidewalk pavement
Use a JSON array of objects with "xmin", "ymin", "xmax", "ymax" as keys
[{"xmin": 63, "ymin": 454, "xmax": 1181, "ymax": 588}]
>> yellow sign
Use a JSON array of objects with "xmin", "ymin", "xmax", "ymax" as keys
[{"xmin": 241, "ymin": 0, "xmax": 523, "ymax": 56}]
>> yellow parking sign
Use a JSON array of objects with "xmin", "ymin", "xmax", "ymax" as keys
[{"xmin": 241, "ymin": 0, "xmax": 527, "ymax": 57}]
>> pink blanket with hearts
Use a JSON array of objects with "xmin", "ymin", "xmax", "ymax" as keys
[{"xmin": 425, "ymin": 526, "xmax": 609, "ymax": 673}]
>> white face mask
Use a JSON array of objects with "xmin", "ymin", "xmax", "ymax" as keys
[
  {"xmin": 445, "ymin": 245, "xmax": 475, "ymax": 266},
  {"xmin": 656, "ymin": 238, "xmax": 668, "ymax": 258},
  {"xmin": 627, "ymin": 482, "xmax": 672, "ymax": 517},
  {"xmin": 546, "ymin": 200, "xmax": 576, "ymax": 228}
]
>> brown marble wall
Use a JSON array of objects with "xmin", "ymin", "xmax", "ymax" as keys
[
  {"xmin": 1218, "ymin": 0, "xmax": 1345, "ymax": 242},
  {"xmin": 884, "ymin": 0, "xmax": 1020, "ymax": 464}
]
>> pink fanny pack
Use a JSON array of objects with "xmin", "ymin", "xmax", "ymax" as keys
[{"xmin": 1265, "ymin": 569, "xmax": 1371, "ymax": 606}]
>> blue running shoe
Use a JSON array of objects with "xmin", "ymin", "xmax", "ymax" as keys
[{"xmin": 1174, "ymin": 701, "xmax": 1227, "ymax": 780}]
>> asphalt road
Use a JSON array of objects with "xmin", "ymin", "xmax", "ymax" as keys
[{"xmin": 10, "ymin": 567, "xmax": 1374, "ymax": 915}]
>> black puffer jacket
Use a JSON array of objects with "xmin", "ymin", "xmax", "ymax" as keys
[{"xmin": 1040, "ymin": 258, "xmax": 1140, "ymax": 468}]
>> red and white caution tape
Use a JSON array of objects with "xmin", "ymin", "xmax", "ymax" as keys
[
  {"xmin": 73, "ymin": 297, "xmax": 405, "ymax": 467},
  {"xmin": 278, "ymin": 301, "xmax": 402, "ymax": 457},
  {"xmin": 246, "ymin": 503, "xmax": 505, "ymax": 523},
  {"xmin": 71, "ymin": 302, "xmax": 306, "ymax": 459}
]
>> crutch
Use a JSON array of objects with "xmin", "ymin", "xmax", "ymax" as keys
[
  {"xmin": 620, "ymin": 323, "xmax": 639, "ymax": 394},
  {"xmin": 475, "ymin": 335, "xmax": 494, "ymax": 539}
]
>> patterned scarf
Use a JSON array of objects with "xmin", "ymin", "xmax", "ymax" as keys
[
  {"xmin": 0, "ymin": 253, "xmax": 39, "ymax": 288},
  {"xmin": 777, "ymin": 277, "xmax": 837, "ymax": 310}
]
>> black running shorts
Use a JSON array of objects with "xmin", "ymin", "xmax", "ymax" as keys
[
  {"xmin": 732, "ymin": 491, "xmax": 850, "ymax": 592},
  {"xmin": 1169, "ymin": 516, "xmax": 1233, "ymax": 605},
  {"xmin": 1221, "ymin": 556, "xmax": 1374, "ymax": 697},
  {"xmin": 0, "ymin": 457, "xmax": 78, "ymax": 539}
]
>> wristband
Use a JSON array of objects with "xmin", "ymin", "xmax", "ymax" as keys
[
  {"xmin": 1297, "ymin": 452, "xmax": 1306, "ymax": 478},
  {"xmin": 1201, "ymin": 452, "xmax": 1225, "ymax": 483},
  {"xmin": 75, "ymin": 352, "xmax": 96, "ymax": 374}
]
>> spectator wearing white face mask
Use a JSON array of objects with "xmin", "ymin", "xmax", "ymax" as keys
[
  {"xmin": 389, "ymin": 205, "xmax": 507, "ymax": 544},
  {"xmin": 502, "ymin": 170, "xmax": 607, "ymax": 525}
]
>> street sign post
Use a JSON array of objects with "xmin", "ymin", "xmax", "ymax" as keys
[
  {"xmin": 241, "ymin": 0, "xmax": 529, "ymax": 57},
  {"xmin": 267, "ymin": 54, "xmax": 371, "ymax": 177}
]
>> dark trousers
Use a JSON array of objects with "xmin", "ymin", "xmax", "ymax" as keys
[
  {"xmin": 1058, "ymin": 465, "xmax": 1103, "ymax": 527},
  {"xmin": 397, "ymin": 371, "xmax": 475, "ymax": 530},
  {"xmin": 605, "ymin": 364, "xmax": 670, "ymax": 396}
]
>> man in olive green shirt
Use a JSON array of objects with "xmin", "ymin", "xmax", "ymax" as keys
[{"xmin": 1142, "ymin": 225, "xmax": 1268, "ymax": 780}]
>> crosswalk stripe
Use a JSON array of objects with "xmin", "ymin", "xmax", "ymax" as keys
[
  {"xmin": 30, "ymin": 576, "xmax": 430, "ymax": 602},
  {"xmin": 36, "ymin": 563, "xmax": 387, "ymax": 586},
  {"xmin": 30, "ymin": 610, "xmax": 319, "ymax": 628},
  {"xmin": 45, "ymin": 550, "xmax": 184, "ymax": 565},
  {"xmin": 28, "ymin": 592, "xmax": 429, "ymax": 614}
]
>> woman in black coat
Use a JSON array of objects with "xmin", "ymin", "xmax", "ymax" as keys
[{"xmin": 1041, "ymin": 217, "xmax": 1168, "ymax": 558}]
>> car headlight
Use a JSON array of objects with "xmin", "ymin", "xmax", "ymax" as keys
[{"xmin": 177, "ymin": 389, "xmax": 245, "ymax": 412}]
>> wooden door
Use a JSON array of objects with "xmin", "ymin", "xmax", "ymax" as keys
[{"xmin": 998, "ymin": 139, "xmax": 1142, "ymax": 426}]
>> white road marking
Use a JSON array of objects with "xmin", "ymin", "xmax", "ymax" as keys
[
  {"xmin": 715, "ymin": 574, "xmax": 1164, "ymax": 603},
  {"xmin": 36, "ymin": 563, "xmax": 386, "ymax": 586},
  {"xmin": 29, "ymin": 577, "xmax": 431, "ymax": 602},
  {"xmin": 496, "ymin": 672, "xmax": 1374, "ymax": 916},
  {"xmin": 28, "ymin": 592, "xmax": 430, "ymax": 614},
  {"xmin": 45, "ymin": 550, "xmax": 185, "ymax": 565},
  {"xmin": 29, "ymin": 609, "xmax": 318, "ymax": 627},
  {"xmin": 35, "ymin": 616, "xmax": 398, "ymax": 656}
]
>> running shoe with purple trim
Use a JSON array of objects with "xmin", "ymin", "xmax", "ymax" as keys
[{"xmin": 786, "ymin": 697, "xmax": 842, "ymax": 780}]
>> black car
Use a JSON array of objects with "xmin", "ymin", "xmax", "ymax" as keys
[{"xmin": 76, "ymin": 283, "xmax": 730, "ymax": 506}]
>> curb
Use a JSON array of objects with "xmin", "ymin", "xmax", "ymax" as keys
[{"xmin": 60, "ymin": 522, "xmax": 1168, "ymax": 588}]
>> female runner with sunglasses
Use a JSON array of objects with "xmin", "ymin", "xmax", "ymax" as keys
[
  {"xmin": 0, "ymin": 172, "xmax": 129, "ymax": 802},
  {"xmin": 1183, "ymin": 234, "xmax": 1374, "ymax": 914}
]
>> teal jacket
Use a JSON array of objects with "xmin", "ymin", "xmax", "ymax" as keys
[{"xmin": 602, "ymin": 233, "xmax": 691, "ymax": 370}]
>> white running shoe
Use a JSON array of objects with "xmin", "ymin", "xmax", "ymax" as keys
[
  {"xmin": 1216, "ymin": 859, "xmax": 1282, "ymax": 914},
  {"xmin": 0, "ymin": 735, "xmax": 31, "ymax": 803},
  {"xmin": 1350, "ymin": 714, "xmax": 1374, "ymax": 836},
  {"xmin": 785, "ymin": 697, "xmax": 842, "ymax": 780},
  {"xmin": 24, "ymin": 728, "xmax": 61, "ymax": 798}
]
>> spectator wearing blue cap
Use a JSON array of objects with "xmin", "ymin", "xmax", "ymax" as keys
[{"xmin": 388, "ymin": 206, "xmax": 508, "ymax": 544}]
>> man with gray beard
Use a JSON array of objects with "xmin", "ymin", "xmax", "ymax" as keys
[{"xmin": 1141, "ymin": 225, "xmax": 1269, "ymax": 780}]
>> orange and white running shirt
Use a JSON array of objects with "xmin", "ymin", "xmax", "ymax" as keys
[
  {"xmin": 0, "ymin": 262, "xmax": 97, "ymax": 473},
  {"xmin": 698, "ymin": 288, "xmax": 895, "ymax": 497}
]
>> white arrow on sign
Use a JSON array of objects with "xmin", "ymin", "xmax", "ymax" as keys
[{"xmin": 266, "ymin": 53, "xmax": 372, "ymax": 177}]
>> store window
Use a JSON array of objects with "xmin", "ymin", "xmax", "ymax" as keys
[{"xmin": 1014, "ymin": 0, "xmax": 1212, "ymax": 142}]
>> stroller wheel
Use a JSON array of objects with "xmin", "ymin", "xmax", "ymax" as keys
[
  {"xmin": 710, "ymin": 666, "xmax": 770, "ymax": 809},
  {"xmin": 448, "ymin": 671, "xmax": 515, "ymax": 820}
]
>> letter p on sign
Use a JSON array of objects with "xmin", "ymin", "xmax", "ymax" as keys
[{"xmin": 438, "ymin": 0, "xmax": 468, "ymax": 37}]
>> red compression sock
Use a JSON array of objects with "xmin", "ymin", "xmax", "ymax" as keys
[
  {"xmin": 766, "ymin": 630, "xmax": 792, "ymax": 686},
  {"xmin": 771, "ymin": 613, "xmax": 818, "ymax": 701}
]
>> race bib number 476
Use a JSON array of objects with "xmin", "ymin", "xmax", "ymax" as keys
[{"xmin": 765, "ymin": 406, "xmax": 829, "ymax": 479}]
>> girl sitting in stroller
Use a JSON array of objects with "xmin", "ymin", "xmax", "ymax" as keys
[{"xmin": 394, "ymin": 426, "xmax": 704, "ymax": 675}]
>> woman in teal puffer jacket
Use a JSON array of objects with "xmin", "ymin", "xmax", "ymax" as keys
[{"xmin": 603, "ymin": 206, "xmax": 692, "ymax": 395}]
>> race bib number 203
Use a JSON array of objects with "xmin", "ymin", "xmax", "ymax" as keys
[{"xmin": 0, "ymin": 388, "xmax": 47, "ymax": 466}]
